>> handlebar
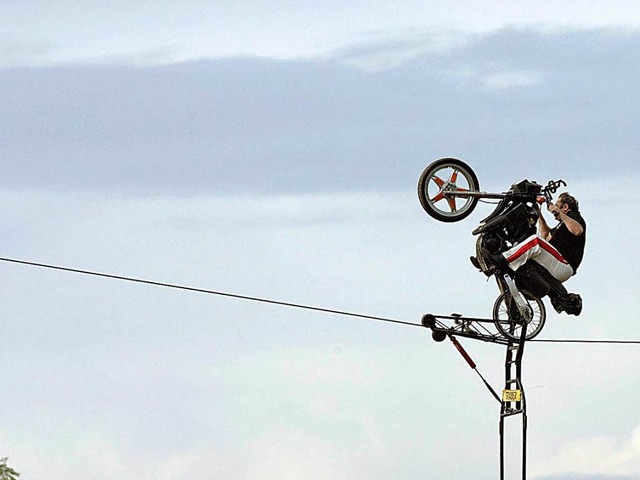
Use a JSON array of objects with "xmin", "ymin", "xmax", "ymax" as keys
[
  {"xmin": 542, "ymin": 179, "xmax": 567, "ymax": 195},
  {"xmin": 539, "ymin": 179, "xmax": 567, "ymax": 204}
]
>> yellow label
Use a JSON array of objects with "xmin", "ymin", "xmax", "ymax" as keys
[{"xmin": 502, "ymin": 389, "xmax": 522, "ymax": 402}]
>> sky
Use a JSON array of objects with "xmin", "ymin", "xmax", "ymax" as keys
[{"xmin": 1, "ymin": 2, "xmax": 640, "ymax": 479}]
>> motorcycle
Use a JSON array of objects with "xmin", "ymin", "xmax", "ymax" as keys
[{"xmin": 417, "ymin": 158, "xmax": 573, "ymax": 341}]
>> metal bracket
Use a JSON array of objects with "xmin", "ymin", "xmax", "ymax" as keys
[{"xmin": 421, "ymin": 312, "xmax": 510, "ymax": 345}]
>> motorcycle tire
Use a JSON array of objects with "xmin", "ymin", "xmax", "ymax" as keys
[
  {"xmin": 493, "ymin": 290, "xmax": 546, "ymax": 342},
  {"xmin": 417, "ymin": 158, "xmax": 480, "ymax": 222}
]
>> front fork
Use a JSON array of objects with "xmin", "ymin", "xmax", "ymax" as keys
[{"xmin": 502, "ymin": 274, "xmax": 532, "ymax": 323}]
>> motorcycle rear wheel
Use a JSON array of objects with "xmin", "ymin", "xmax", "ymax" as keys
[
  {"xmin": 493, "ymin": 290, "xmax": 546, "ymax": 341},
  {"xmin": 417, "ymin": 158, "xmax": 480, "ymax": 222}
]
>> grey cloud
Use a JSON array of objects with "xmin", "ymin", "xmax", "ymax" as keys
[
  {"xmin": 0, "ymin": 36, "xmax": 54, "ymax": 67},
  {"xmin": 1, "ymin": 28, "xmax": 638, "ymax": 196},
  {"xmin": 535, "ymin": 476, "xmax": 638, "ymax": 480}
]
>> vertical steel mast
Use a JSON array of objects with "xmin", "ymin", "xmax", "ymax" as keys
[{"xmin": 500, "ymin": 326, "xmax": 528, "ymax": 479}]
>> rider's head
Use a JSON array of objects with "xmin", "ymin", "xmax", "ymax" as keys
[{"xmin": 557, "ymin": 192, "xmax": 579, "ymax": 212}]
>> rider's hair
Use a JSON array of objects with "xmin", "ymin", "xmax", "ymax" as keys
[{"xmin": 558, "ymin": 192, "xmax": 579, "ymax": 211}]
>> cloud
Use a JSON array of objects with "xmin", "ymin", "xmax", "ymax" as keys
[
  {"xmin": 332, "ymin": 30, "xmax": 478, "ymax": 71},
  {"xmin": 244, "ymin": 429, "xmax": 351, "ymax": 480},
  {"xmin": 4, "ymin": 1, "xmax": 640, "ymax": 63},
  {"xmin": 1, "ymin": 28, "xmax": 638, "ymax": 196},
  {"xmin": 1, "ymin": 181, "xmax": 639, "ymax": 480},
  {"xmin": 441, "ymin": 65, "xmax": 544, "ymax": 90},
  {"xmin": 2, "ymin": 22, "xmax": 640, "ymax": 480},
  {"xmin": 532, "ymin": 423, "xmax": 640, "ymax": 478},
  {"xmin": 535, "ymin": 476, "xmax": 638, "ymax": 480},
  {"xmin": 0, "ymin": 35, "xmax": 55, "ymax": 67}
]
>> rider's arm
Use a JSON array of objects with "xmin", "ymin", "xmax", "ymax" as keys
[
  {"xmin": 547, "ymin": 204, "xmax": 584, "ymax": 236},
  {"xmin": 538, "ymin": 209, "xmax": 553, "ymax": 240},
  {"xmin": 554, "ymin": 210, "xmax": 584, "ymax": 236}
]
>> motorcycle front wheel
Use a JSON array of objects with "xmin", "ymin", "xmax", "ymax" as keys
[
  {"xmin": 417, "ymin": 158, "xmax": 480, "ymax": 222},
  {"xmin": 493, "ymin": 291, "xmax": 546, "ymax": 341}
]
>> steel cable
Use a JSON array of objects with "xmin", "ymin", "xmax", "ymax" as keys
[{"xmin": 2, "ymin": 256, "xmax": 639, "ymax": 345}]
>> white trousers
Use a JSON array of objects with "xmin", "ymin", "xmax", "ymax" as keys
[{"xmin": 502, "ymin": 234, "xmax": 574, "ymax": 283}]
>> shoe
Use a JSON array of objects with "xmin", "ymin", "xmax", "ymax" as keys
[
  {"xmin": 550, "ymin": 293, "xmax": 583, "ymax": 316},
  {"xmin": 550, "ymin": 295, "xmax": 564, "ymax": 313},
  {"xmin": 470, "ymin": 256, "xmax": 482, "ymax": 270},
  {"xmin": 564, "ymin": 293, "xmax": 583, "ymax": 316}
]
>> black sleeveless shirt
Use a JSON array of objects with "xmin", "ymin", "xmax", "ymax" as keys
[{"xmin": 549, "ymin": 210, "xmax": 586, "ymax": 272}]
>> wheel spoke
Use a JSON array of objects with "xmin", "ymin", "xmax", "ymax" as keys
[
  {"xmin": 431, "ymin": 175, "xmax": 445, "ymax": 188},
  {"xmin": 429, "ymin": 175, "xmax": 448, "ymax": 206},
  {"xmin": 447, "ymin": 196, "xmax": 457, "ymax": 212},
  {"xmin": 431, "ymin": 191, "xmax": 445, "ymax": 203}
]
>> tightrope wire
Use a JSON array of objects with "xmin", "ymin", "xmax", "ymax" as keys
[
  {"xmin": 0, "ymin": 256, "xmax": 420, "ymax": 329},
  {"xmin": 2, "ymin": 256, "xmax": 639, "ymax": 345}
]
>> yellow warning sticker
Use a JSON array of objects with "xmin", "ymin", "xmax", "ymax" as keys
[{"xmin": 502, "ymin": 389, "xmax": 522, "ymax": 402}]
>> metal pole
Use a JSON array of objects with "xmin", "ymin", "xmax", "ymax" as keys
[
  {"xmin": 519, "ymin": 325, "xmax": 528, "ymax": 480},
  {"xmin": 500, "ymin": 323, "xmax": 528, "ymax": 480}
]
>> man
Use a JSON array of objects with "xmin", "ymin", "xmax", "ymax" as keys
[{"xmin": 500, "ymin": 192, "xmax": 586, "ymax": 315}]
